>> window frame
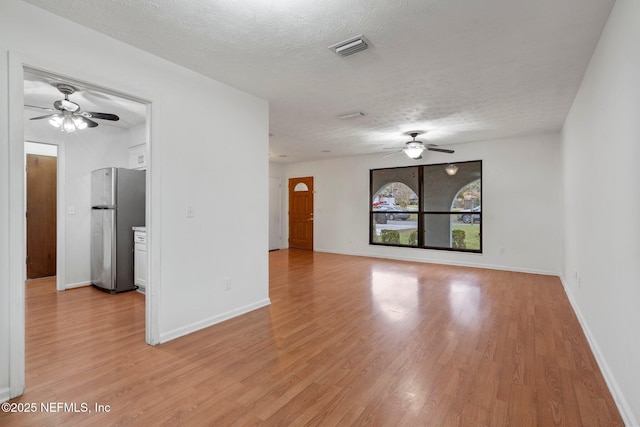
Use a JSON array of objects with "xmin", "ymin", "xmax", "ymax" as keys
[{"xmin": 369, "ymin": 160, "xmax": 482, "ymax": 253}]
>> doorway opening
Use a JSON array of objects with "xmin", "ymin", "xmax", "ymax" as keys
[
  {"xmin": 16, "ymin": 65, "xmax": 155, "ymax": 396},
  {"xmin": 23, "ymin": 67, "xmax": 150, "ymax": 293}
]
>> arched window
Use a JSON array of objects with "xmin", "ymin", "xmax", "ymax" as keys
[{"xmin": 293, "ymin": 182, "xmax": 309, "ymax": 192}]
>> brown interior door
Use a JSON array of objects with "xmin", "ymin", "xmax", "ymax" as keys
[
  {"xmin": 288, "ymin": 176, "xmax": 314, "ymax": 250},
  {"xmin": 26, "ymin": 154, "xmax": 57, "ymax": 279}
]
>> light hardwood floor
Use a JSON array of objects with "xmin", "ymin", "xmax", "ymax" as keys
[{"xmin": 1, "ymin": 250, "xmax": 623, "ymax": 426}]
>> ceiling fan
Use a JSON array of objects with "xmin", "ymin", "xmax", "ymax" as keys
[
  {"xmin": 384, "ymin": 132, "xmax": 455, "ymax": 159},
  {"xmin": 27, "ymin": 83, "xmax": 119, "ymax": 133}
]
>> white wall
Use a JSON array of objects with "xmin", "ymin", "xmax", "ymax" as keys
[
  {"xmin": 562, "ymin": 0, "xmax": 640, "ymax": 424},
  {"xmin": 278, "ymin": 133, "xmax": 563, "ymax": 275},
  {"xmin": 269, "ymin": 162, "xmax": 285, "ymax": 181},
  {"xmin": 0, "ymin": 0, "xmax": 269, "ymax": 401},
  {"xmin": 128, "ymin": 123, "xmax": 147, "ymax": 148},
  {"xmin": 25, "ymin": 119, "xmax": 130, "ymax": 287}
]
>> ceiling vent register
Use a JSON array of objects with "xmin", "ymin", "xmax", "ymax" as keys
[{"xmin": 329, "ymin": 35, "xmax": 369, "ymax": 57}]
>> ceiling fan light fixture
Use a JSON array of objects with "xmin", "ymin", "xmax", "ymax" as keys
[
  {"xmin": 404, "ymin": 142, "xmax": 425, "ymax": 159},
  {"xmin": 445, "ymin": 164, "xmax": 459, "ymax": 176},
  {"xmin": 62, "ymin": 115, "xmax": 77, "ymax": 133},
  {"xmin": 48, "ymin": 115, "xmax": 62, "ymax": 128},
  {"xmin": 74, "ymin": 116, "xmax": 88, "ymax": 130},
  {"xmin": 56, "ymin": 98, "xmax": 80, "ymax": 112}
]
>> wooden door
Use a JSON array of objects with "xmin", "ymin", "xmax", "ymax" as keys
[
  {"xmin": 26, "ymin": 154, "xmax": 57, "ymax": 279},
  {"xmin": 288, "ymin": 176, "xmax": 314, "ymax": 250}
]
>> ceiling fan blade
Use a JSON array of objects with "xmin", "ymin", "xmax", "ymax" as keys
[
  {"xmin": 82, "ymin": 112, "xmax": 120, "ymax": 121},
  {"xmin": 381, "ymin": 150, "xmax": 402, "ymax": 159},
  {"xmin": 30, "ymin": 114, "xmax": 58, "ymax": 121},
  {"xmin": 427, "ymin": 147, "xmax": 455, "ymax": 154},
  {"xmin": 25, "ymin": 104, "xmax": 55, "ymax": 112}
]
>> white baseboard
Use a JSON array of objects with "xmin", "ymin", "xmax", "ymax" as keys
[
  {"xmin": 65, "ymin": 281, "xmax": 91, "ymax": 290},
  {"xmin": 560, "ymin": 275, "xmax": 637, "ymax": 427},
  {"xmin": 0, "ymin": 386, "xmax": 10, "ymax": 403},
  {"xmin": 159, "ymin": 298, "xmax": 271, "ymax": 344},
  {"xmin": 315, "ymin": 248, "xmax": 560, "ymax": 277}
]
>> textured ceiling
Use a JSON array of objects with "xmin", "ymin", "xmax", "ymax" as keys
[{"xmin": 22, "ymin": 0, "xmax": 614, "ymax": 163}]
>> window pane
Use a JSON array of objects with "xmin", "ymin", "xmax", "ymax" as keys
[
  {"xmin": 371, "ymin": 167, "xmax": 420, "ymax": 246},
  {"xmin": 423, "ymin": 161, "xmax": 481, "ymax": 212},
  {"xmin": 371, "ymin": 167, "xmax": 419, "ymax": 208},
  {"xmin": 423, "ymin": 214, "xmax": 481, "ymax": 251},
  {"xmin": 371, "ymin": 214, "xmax": 418, "ymax": 246}
]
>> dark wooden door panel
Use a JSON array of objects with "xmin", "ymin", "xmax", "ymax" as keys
[
  {"xmin": 27, "ymin": 154, "xmax": 57, "ymax": 279},
  {"xmin": 288, "ymin": 177, "xmax": 314, "ymax": 250}
]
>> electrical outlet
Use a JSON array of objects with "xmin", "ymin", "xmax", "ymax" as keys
[
  {"xmin": 224, "ymin": 277, "xmax": 231, "ymax": 291},
  {"xmin": 498, "ymin": 247, "xmax": 505, "ymax": 255},
  {"xmin": 186, "ymin": 205, "xmax": 195, "ymax": 218}
]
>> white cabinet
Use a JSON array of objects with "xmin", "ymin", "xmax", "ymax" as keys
[
  {"xmin": 129, "ymin": 144, "xmax": 147, "ymax": 170},
  {"xmin": 133, "ymin": 228, "xmax": 147, "ymax": 293}
]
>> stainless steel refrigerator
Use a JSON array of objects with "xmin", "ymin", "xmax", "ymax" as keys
[{"xmin": 91, "ymin": 167, "xmax": 145, "ymax": 293}]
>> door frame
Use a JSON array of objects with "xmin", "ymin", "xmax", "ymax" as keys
[
  {"xmin": 24, "ymin": 141, "xmax": 66, "ymax": 292},
  {"xmin": 7, "ymin": 52, "xmax": 159, "ymax": 400},
  {"xmin": 24, "ymin": 144, "xmax": 61, "ymax": 283}
]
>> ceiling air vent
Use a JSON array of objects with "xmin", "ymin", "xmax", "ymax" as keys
[{"xmin": 329, "ymin": 35, "xmax": 369, "ymax": 57}]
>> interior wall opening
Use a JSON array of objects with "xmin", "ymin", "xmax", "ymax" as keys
[{"xmin": 19, "ymin": 65, "xmax": 154, "ymax": 393}]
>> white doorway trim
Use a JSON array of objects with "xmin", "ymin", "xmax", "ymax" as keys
[
  {"xmin": 24, "ymin": 140, "xmax": 66, "ymax": 291},
  {"xmin": 8, "ymin": 52, "xmax": 27, "ymax": 400}
]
